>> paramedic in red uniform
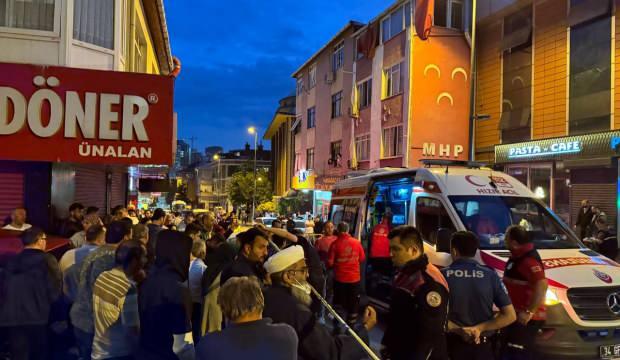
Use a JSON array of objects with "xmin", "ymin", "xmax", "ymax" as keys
[
  {"xmin": 382, "ymin": 226, "xmax": 449, "ymax": 360},
  {"xmin": 501, "ymin": 225, "xmax": 548, "ymax": 360},
  {"xmin": 327, "ymin": 222, "xmax": 366, "ymax": 326},
  {"xmin": 369, "ymin": 216, "xmax": 391, "ymax": 274}
]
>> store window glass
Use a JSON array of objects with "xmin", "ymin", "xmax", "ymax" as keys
[
  {"xmin": 530, "ymin": 167, "xmax": 551, "ymax": 206},
  {"xmin": 569, "ymin": 16, "xmax": 611, "ymax": 135},
  {"xmin": 506, "ymin": 167, "xmax": 528, "ymax": 187}
]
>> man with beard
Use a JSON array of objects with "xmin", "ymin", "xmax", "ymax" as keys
[
  {"xmin": 284, "ymin": 219, "xmax": 325, "ymax": 315},
  {"xmin": 263, "ymin": 246, "xmax": 377, "ymax": 360},
  {"xmin": 220, "ymin": 228, "xmax": 270, "ymax": 285}
]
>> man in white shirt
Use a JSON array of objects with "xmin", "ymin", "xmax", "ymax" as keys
[{"xmin": 2, "ymin": 207, "xmax": 32, "ymax": 231}]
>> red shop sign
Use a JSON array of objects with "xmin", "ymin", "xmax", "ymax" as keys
[{"xmin": 0, "ymin": 62, "xmax": 174, "ymax": 165}]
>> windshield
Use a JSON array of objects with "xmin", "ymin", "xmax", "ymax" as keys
[
  {"xmin": 261, "ymin": 218, "xmax": 274, "ymax": 226},
  {"xmin": 449, "ymin": 196, "xmax": 581, "ymax": 250}
]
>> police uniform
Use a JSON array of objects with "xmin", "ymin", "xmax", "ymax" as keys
[
  {"xmin": 382, "ymin": 254, "xmax": 449, "ymax": 360},
  {"xmin": 441, "ymin": 258, "xmax": 512, "ymax": 360},
  {"xmin": 502, "ymin": 243, "xmax": 546, "ymax": 360}
]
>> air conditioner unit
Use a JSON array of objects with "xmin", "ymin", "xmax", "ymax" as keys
[{"xmin": 325, "ymin": 71, "xmax": 335, "ymax": 84}]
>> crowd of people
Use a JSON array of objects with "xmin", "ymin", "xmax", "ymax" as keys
[{"xmin": 0, "ymin": 202, "xmax": 550, "ymax": 360}]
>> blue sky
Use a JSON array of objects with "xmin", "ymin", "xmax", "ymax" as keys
[{"xmin": 166, "ymin": 1, "xmax": 388, "ymax": 153}]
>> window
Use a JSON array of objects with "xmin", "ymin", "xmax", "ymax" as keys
[
  {"xmin": 382, "ymin": 125, "xmax": 403, "ymax": 158},
  {"xmin": 296, "ymin": 77, "xmax": 304, "ymax": 96},
  {"xmin": 449, "ymin": 196, "xmax": 580, "ymax": 250},
  {"xmin": 307, "ymin": 107, "xmax": 316, "ymax": 129},
  {"xmin": 330, "ymin": 141, "xmax": 342, "ymax": 164},
  {"xmin": 355, "ymin": 134, "xmax": 370, "ymax": 161},
  {"xmin": 434, "ymin": 0, "xmax": 464, "ymax": 30},
  {"xmin": 0, "ymin": 0, "xmax": 55, "ymax": 32},
  {"xmin": 73, "ymin": 0, "xmax": 114, "ymax": 49},
  {"xmin": 306, "ymin": 148, "xmax": 315, "ymax": 170},
  {"xmin": 132, "ymin": 21, "xmax": 147, "ymax": 73},
  {"xmin": 330, "ymin": 198, "xmax": 360, "ymax": 234},
  {"xmin": 331, "ymin": 91, "xmax": 343, "ymax": 118},
  {"xmin": 382, "ymin": 3, "xmax": 409, "ymax": 43},
  {"xmin": 384, "ymin": 63, "xmax": 403, "ymax": 98},
  {"xmin": 120, "ymin": 0, "xmax": 128, "ymax": 58},
  {"xmin": 332, "ymin": 42, "xmax": 344, "ymax": 72},
  {"xmin": 309, "ymin": 65, "xmax": 317, "ymax": 89},
  {"xmin": 416, "ymin": 198, "xmax": 456, "ymax": 245},
  {"xmin": 500, "ymin": 7, "xmax": 532, "ymax": 143},
  {"xmin": 293, "ymin": 116, "xmax": 301, "ymax": 135},
  {"xmin": 357, "ymin": 78, "xmax": 372, "ymax": 108},
  {"xmin": 569, "ymin": 16, "xmax": 611, "ymax": 135}
]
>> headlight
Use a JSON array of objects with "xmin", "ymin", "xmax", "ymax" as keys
[{"xmin": 545, "ymin": 288, "xmax": 560, "ymax": 306}]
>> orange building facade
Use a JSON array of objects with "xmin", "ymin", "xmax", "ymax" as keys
[{"xmin": 474, "ymin": 0, "xmax": 620, "ymax": 227}]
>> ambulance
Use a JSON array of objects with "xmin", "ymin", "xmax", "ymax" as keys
[{"xmin": 329, "ymin": 160, "xmax": 620, "ymax": 359}]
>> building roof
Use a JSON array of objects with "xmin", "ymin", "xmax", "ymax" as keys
[
  {"xmin": 291, "ymin": 20, "xmax": 364, "ymax": 78},
  {"xmin": 143, "ymin": 0, "xmax": 173, "ymax": 74},
  {"xmin": 264, "ymin": 95, "xmax": 296, "ymax": 139}
]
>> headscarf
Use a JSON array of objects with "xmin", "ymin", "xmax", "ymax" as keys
[{"xmin": 154, "ymin": 230, "xmax": 192, "ymax": 282}]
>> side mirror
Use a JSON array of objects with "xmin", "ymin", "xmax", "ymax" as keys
[{"xmin": 435, "ymin": 228, "xmax": 454, "ymax": 253}]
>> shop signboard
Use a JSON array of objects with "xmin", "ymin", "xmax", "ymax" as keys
[
  {"xmin": 495, "ymin": 131, "xmax": 620, "ymax": 163},
  {"xmin": 0, "ymin": 62, "xmax": 175, "ymax": 165},
  {"xmin": 292, "ymin": 169, "xmax": 315, "ymax": 190}
]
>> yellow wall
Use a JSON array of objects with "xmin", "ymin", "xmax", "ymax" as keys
[
  {"xmin": 532, "ymin": 0, "xmax": 567, "ymax": 139},
  {"xmin": 475, "ymin": 22, "xmax": 502, "ymax": 161},
  {"xmin": 127, "ymin": 0, "xmax": 161, "ymax": 75}
]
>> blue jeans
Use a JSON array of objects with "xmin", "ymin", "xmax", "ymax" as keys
[{"xmin": 73, "ymin": 327, "xmax": 93, "ymax": 360}]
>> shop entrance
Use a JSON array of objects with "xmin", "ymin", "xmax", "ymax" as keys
[{"xmin": 505, "ymin": 163, "xmax": 571, "ymax": 224}]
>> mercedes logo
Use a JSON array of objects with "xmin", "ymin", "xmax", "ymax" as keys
[{"xmin": 607, "ymin": 292, "xmax": 620, "ymax": 315}]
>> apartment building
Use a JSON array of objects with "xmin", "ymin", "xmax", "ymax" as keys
[
  {"xmin": 0, "ymin": 0, "xmax": 174, "ymax": 227},
  {"xmin": 474, "ymin": 0, "xmax": 620, "ymax": 227},
  {"xmin": 291, "ymin": 0, "xmax": 474, "ymax": 195}
]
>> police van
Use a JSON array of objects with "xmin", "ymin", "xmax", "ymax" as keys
[{"xmin": 329, "ymin": 160, "xmax": 620, "ymax": 359}]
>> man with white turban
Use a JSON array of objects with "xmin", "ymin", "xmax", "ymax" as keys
[{"xmin": 262, "ymin": 245, "xmax": 377, "ymax": 360}]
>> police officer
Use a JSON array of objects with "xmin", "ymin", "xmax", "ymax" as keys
[
  {"xmin": 502, "ymin": 225, "xmax": 548, "ymax": 360},
  {"xmin": 441, "ymin": 231, "xmax": 516, "ymax": 360},
  {"xmin": 382, "ymin": 226, "xmax": 449, "ymax": 360}
]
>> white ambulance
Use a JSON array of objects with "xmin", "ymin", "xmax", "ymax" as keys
[{"xmin": 329, "ymin": 161, "xmax": 620, "ymax": 359}]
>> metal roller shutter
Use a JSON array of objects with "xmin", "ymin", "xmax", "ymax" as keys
[
  {"xmin": 0, "ymin": 172, "xmax": 24, "ymax": 223},
  {"xmin": 74, "ymin": 166, "xmax": 106, "ymax": 215},
  {"xmin": 570, "ymin": 183, "xmax": 617, "ymax": 228},
  {"xmin": 110, "ymin": 171, "xmax": 127, "ymax": 209}
]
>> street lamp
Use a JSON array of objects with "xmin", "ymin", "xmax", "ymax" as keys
[{"xmin": 248, "ymin": 126, "xmax": 258, "ymax": 224}]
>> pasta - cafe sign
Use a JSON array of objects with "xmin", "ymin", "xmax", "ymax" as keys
[{"xmin": 0, "ymin": 62, "xmax": 175, "ymax": 165}]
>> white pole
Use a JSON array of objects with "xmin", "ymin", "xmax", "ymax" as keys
[{"xmin": 252, "ymin": 132, "xmax": 258, "ymax": 223}]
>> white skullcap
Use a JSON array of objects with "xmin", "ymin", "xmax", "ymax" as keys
[{"xmin": 264, "ymin": 245, "xmax": 305, "ymax": 274}]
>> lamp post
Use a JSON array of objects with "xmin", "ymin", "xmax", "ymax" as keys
[
  {"xmin": 213, "ymin": 154, "xmax": 221, "ymax": 208},
  {"xmin": 248, "ymin": 126, "xmax": 258, "ymax": 223}
]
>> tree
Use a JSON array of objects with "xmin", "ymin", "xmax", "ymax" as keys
[
  {"xmin": 228, "ymin": 169, "xmax": 273, "ymax": 209},
  {"xmin": 257, "ymin": 200, "xmax": 276, "ymax": 214}
]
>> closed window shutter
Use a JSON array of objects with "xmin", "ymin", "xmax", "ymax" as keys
[
  {"xmin": 570, "ymin": 183, "xmax": 616, "ymax": 229},
  {"xmin": 74, "ymin": 166, "xmax": 106, "ymax": 215},
  {"xmin": 0, "ymin": 173, "xmax": 24, "ymax": 224},
  {"xmin": 110, "ymin": 172, "xmax": 127, "ymax": 209}
]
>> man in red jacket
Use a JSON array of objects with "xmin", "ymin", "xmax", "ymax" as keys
[{"xmin": 327, "ymin": 222, "xmax": 366, "ymax": 326}]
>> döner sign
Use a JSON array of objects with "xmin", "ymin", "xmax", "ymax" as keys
[{"xmin": 0, "ymin": 62, "xmax": 174, "ymax": 165}]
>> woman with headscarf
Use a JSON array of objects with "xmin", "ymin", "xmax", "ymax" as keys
[{"xmin": 137, "ymin": 230, "xmax": 194, "ymax": 360}]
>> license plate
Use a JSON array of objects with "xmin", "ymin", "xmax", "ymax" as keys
[{"xmin": 600, "ymin": 344, "xmax": 620, "ymax": 359}]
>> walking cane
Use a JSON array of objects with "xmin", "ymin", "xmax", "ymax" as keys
[{"xmin": 268, "ymin": 239, "xmax": 381, "ymax": 360}]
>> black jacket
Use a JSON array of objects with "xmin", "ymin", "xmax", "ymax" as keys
[
  {"xmin": 138, "ymin": 230, "xmax": 193, "ymax": 360},
  {"xmin": 382, "ymin": 255, "xmax": 449, "ymax": 360},
  {"xmin": 263, "ymin": 285, "xmax": 367, "ymax": 360},
  {"xmin": 220, "ymin": 254, "xmax": 266, "ymax": 285},
  {"xmin": 576, "ymin": 206, "xmax": 594, "ymax": 228},
  {"xmin": 0, "ymin": 249, "xmax": 62, "ymax": 326}
]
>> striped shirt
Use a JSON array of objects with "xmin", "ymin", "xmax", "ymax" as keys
[{"xmin": 92, "ymin": 268, "xmax": 139, "ymax": 359}]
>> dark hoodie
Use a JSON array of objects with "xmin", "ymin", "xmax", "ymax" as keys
[
  {"xmin": 0, "ymin": 249, "xmax": 61, "ymax": 326},
  {"xmin": 138, "ymin": 230, "xmax": 193, "ymax": 360}
]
